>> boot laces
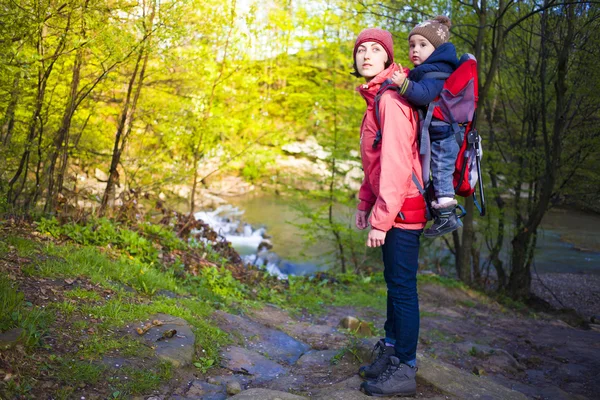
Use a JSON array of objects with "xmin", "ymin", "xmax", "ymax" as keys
[
  {"xmin": 370, "ymin": 340, "xmax": 384, "ymax": 360},
  {"xmin": 376, "ymin": 362, "xmax": 402, "ymax": 382}
]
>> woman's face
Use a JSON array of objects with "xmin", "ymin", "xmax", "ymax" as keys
[{"xmin": 355, "ymin": 41, "xmax": 389, "ymax": 80}]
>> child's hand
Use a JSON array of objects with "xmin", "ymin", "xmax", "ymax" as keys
[{"xmin": 391, "ymin": 67, "xmax": 406, "ymax": 86}]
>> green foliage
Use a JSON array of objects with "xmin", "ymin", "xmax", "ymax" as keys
[
  {"xmin": 0, "ymin": 276, "xmax": 54, "ymax": 347},
  {"xmin": 194, "ymin": 357, "xmax": 215, "ymax": 373},
  {"xmin": 109, "ymin": 362, "xmax": 173, "ymax": 396},
  {"xmin": 417, "ymin": 274, "xmax": 466, "ymax": 289},
  {"xmin": 38, "ymin": 217, "xmax": 159, "ymax": 263},
  {"xmin": 65, "ymin": 288, "xmax": 102, "ymax": 301},
  {"xmin": 26, "ymin": 243, "xmax": 179, "ymax": 295},
  {"xmin": 139, "ymin": 223, "xmax": 187, "ymax": 251},
  {"xmin": 199, "ymin": 266, "xmax": 246, "ymax": 301},
  {"xmin": 285, "ymin": 276, "xmax": 334, "ymax": 315},
  {"xmin": 0, "ymin": 276, "xmax": 24, "ymax": 332},
  {"xmin": 57, "ymin": 360, "xmax": 106, "ymax": 386},
  {"xmin": 79, "ymin": 335, "xmax": 152, "ymax": 360},
  {"xmin": 3, "ymin": 235, "xmax": 39, "ymax": 257}
]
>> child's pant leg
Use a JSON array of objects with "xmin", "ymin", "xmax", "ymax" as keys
[{"xmin": 431, "ymin": 135, "xmax": 459, "ymax": 200}]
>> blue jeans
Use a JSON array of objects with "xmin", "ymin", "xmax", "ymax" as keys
[
  {"xmin": 431, "ymin": 135, "xmax": 459, "ymax": 199},
  {"xmin": 382, "ymin": 228, "xmax": 422, "ymax": 366}
]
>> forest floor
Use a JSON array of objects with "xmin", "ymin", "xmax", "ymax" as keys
[{"xmin": 0, "ymin": 220, "xmax": 598, "ymax": 400}]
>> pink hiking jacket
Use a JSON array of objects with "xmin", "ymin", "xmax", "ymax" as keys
[{"xmin": 357, "ymin": 64, "xmax": 427, "ymax": 232}]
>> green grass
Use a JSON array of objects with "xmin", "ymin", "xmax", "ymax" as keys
[
  {"xmin": 2, "ymin": 235, "xmax": 39, "ymax": 257},
  {"xmin": 50, "ymin": 300, "xmax": 78, "ymax": 317},
  {"xmin": 57, "ymin": 359, "xmax": 106, "ymax": 385},
  {"xmin": 23, "ymin": 244, "xmax": 180, "ymax": 295},
  {"xmin": 78, "ymin": 335, "xmax": 152, "ymax": 360},
  {"xmin": 333, "ymin": 284, "xmax": 387, "ymax": 310},
  {"xmin": 458, "ymin": 299, "xmax": 477, "ymax": 308},
  {"xmin": 108, "ymin": 362, "xmax": 172, "ymax": 397},
  {"xmin": 51, "ymin": 357, "xmax": 172, "ymax": 398},
  {"xmin": 424, "ymin": 328, "xmax": 463, "ymax": 344},
  {"xmin": 65, "ymin": 288, "xmax": 102, "ymax": 301},
  {"xmin": 0, "ymin": 238, "xmax": 9, "ymax": 256},
  {"xmin": 74, "ymin": 294, "xmax": 228, "ymax": 362},
  {"xmin": 0, "ymin": 276, "xmax": 54, "ymax": 348},
  {"xmin": 418, "ymin": 274, "xmax": 467, "ymax": 289}
]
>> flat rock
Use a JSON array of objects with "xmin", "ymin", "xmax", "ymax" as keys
[
  {"xmin": 220, "ymin": 346, "xmax": 287, "ymax": 384},
  {"xmin": 313, "ymin": 375, "xmax": 363, "ymax": 399},
  {"xmin": 296, "ymin": 349, "xmax": 339, "ymax": 368},
  {"xmin": 315, "ymin": 389, "xmax": 370, "ymax": 400},
  {"xmin": 263, "ymin": 373, "xmax": 306, "ymax": 393},
  {"xmin": 417, "ymin": 353, "xmax": 529, "ymax": 400},
  {"xmin": 286, "ymin": 322, "xmax": 347, "ymax": 350},
  {"xmin": 0, "ymin": 328, "xmax": 23, "ymax": 350},
  {"xmin": 228, "ymin": 388, "xmax": 306, "ymax": 399},
  {"xmin": 492, "ymin": 375, "xmax": 589, "ymax": 400},
  {"xmin": 214, "ymin": 311, "xmax": 309, "ymax": 364},
  {"xmin": 132, "ymin": 313, "xmax": 195, "ymax": 368},
  {"xmin": 456, "ymin": 342, "xmax": 526, "ymax": 373},
  {"xmin": 183, "ymin": 380, "xmax": 226, "ymax": 400},
  {"xmin": 207, "ymin": 374, "xmax": 251, "ymax": 388}
]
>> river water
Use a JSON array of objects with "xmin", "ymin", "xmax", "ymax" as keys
[{"xmin": 222, "ymin": 192, "xmax": 600, "ymax": 276}]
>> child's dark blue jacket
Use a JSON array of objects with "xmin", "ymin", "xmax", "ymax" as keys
[{"xmin": 399, "ymin": 42, "xmax": 458, "ymax": 141}]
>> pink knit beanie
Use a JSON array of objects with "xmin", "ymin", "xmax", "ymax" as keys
[{"xmin": 353, "ymin": 28, "xmax": 394, "ymax": 63}]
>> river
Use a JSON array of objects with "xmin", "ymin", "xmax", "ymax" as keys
[{"xmin": 224, "ymin": 192, "xmax": 600, "ymax": 276}]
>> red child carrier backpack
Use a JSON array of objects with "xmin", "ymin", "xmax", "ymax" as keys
[{"xmin": 373, "ymin": 54, "xmax": 486, "ymax": 222}]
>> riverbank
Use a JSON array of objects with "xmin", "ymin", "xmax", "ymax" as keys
[{"xmin": 532, "ymin": 272, "xmax": 600, "ymax": 320}]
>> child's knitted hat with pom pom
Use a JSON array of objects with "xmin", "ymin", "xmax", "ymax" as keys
[{"xmin": 408, "ymin": 16, "xmax": 452, "ymax": 48}]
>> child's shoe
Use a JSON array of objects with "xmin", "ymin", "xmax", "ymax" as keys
[{"xmin": 424, "ymin": 199, "xmax": 462, "ymax": 238}]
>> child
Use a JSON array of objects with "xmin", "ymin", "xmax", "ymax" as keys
[{"xmin": 391, "ymin": 16, "xmax": 460, "ymax": 237}]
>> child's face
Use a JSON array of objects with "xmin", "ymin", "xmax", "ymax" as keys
[
  {"xmin": 355, "ymin": 41, "xmax": 389, "ymax": 80},
  {"xmin": 409, "ymin": 35, "xmax": 435, "ymax": 66}
]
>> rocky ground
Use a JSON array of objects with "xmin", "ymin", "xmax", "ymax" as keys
[{"xmin": 149, "ymin": 281, "xmax": 599, "ymax": 400}]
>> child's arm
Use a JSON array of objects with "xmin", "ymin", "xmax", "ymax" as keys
[{"xmin": 397, "ymin": 77, "xmax": 444, "ymax": 106}]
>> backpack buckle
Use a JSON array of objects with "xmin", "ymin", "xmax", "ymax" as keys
[{"xmin": 467, "ymin": 129, "xmax": 479, "ymax": 144}]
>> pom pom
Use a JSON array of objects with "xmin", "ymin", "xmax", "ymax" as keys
[{"xmin": 434, "ymin": 15, "xmax": 451, "ymax": 28}]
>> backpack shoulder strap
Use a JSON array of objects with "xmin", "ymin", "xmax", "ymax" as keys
[
  {"xmin": 372, "ymin": 79, "xmax": 398, "ymax": 149},
  {"xmin": 421, "ymin": 71, "xmax": 452, "ymax": 80}
]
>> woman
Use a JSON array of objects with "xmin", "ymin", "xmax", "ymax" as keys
[{"xmin": 353, "ymin": 28, "xmax": 426, "ymax": 397}]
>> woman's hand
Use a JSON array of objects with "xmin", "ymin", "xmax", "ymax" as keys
[
  {"xmin": 355, "ymin": 210, "xmax": 369, "ymax": 230},
  {"xmin": 367, "ymin": 228, "xmax": 386, "ymax": 247}
]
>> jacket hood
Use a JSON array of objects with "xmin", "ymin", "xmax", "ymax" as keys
[{"xmin": 356, "ymin": 63, "xmax": 401, "ymax": 106}]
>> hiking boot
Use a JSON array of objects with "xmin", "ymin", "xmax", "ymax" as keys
[
  {"xmin": 359, "ymin": 339, "xmax": 395, "ymax": 380},
  {"xmin": 424, "ymin": 199, "xmax": 462, "ymax": 238},
  {"xmin": 360, "ymin": 356, "xmax": 417, "ymax": 397}
]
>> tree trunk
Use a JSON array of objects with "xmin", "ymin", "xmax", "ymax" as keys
[
  {"xmin": 1, "ymin": 73, "xmax": 21, "ymax": 147},
  {"xmin": 507, "ymin": 2, "xmax": 574, "ymax": 299},
  {"xmin": 7, "ymin": 7, "xmax": 71, "ymax": 207},
  {"xmin": 100, "ymin": 1, "xmax": 155, "ymax": 215},
  {"xmin": 189, "ymin": 0, "xmax": 236, "ymax": 215},
  {"xmin": 456, "ymin": 197, "xmax": 474, "ymax": 284},
  {"xmin": 508, "ymin": 230, "xmax": 533, "ymax": 299},
  {"xmin": 45, "ymin": 49, "xmax": 83, "ymax": 212},
  {"xmin": 100, "ymin": 47, "xmax": 149, "ymax": 215}
]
